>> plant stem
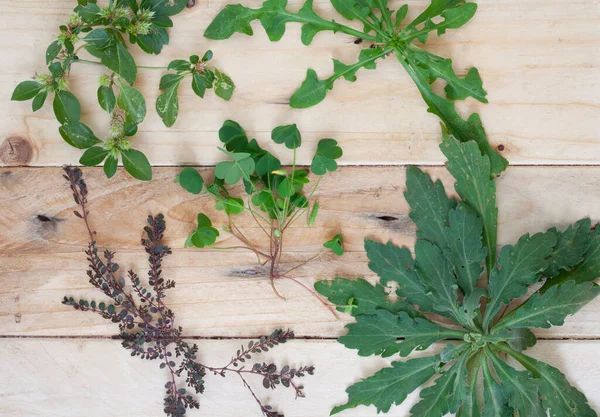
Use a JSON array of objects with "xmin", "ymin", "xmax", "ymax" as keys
[{"xmin": 73, "ymin": 58, "xmax": 168, "ymax": 70}]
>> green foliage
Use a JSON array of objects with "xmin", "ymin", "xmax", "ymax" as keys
[
  {"xmin": 176, "ymin": 120, "xmax": 344, "ymax": 305},
  {"xmin": 316, "ymin": 132, "xmax": 599, "ymax": 416},
  {"xmin": 156, "ymin": 52, "xmax": 234, "ymax": 127},
  {"xmin": 205, "ymin": 0, "xmax": 507, "ymax": 175},
  {"xmin": 12, "ymin": 1, "xmax": 235, "ymax": 181}
]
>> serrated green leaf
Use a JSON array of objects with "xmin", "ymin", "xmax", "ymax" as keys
[
  {"xmin": 331, "ymin": 356, "xmax": 439, "ymax": 415},
  {"xmin": 340, "ymin": 310, "xmax": 465, "ymax": 358},
  {"xmin": 403, "ymin": 2, "xmax": 477, "ymax": 43},
  {"xmin": 311, "ymin": 138, "xmax": 342, "ymax": 175},
  {"xmin": 486, "ymin": 349, "xmax": 545, "ymax": 417},
  {"xmin": 101, "ymin": 43, "xmax": 137, "ymax": 85},
  {"xmin": 443, "ymin": 203, "xmax": 486, "ymax": 297},
  {"xmin": 117, "ymin": 81, "xmax": 146, "ymax": 124},
  {"xmin": 97, "ymin": 85, "xmax": 116, "ymax": 113},
  {"xmin": 314, "ymin": 277, "xmax": 414, "ymax": 317},
  {"xmin": 405, "ymin": 165, "xmax": 456, "ymax": 249},
  {"xmin": 290, "ymin": 47, "xmax": 390, "ymax": 108},
  {"xmin": 121, "ymin": 149, "xmax": 152, "ymax": 181},
  {"xmin": 53, "ymin": 91, "xmax": 81, "ymax": 124},
  {"xmin": 493, "ymin": 328, "xmax": 537, "ymax": 352},
  {"xmin": 440, "ymin": 133, "xmax": 497, "ymax": 273},
  {"xmin": 543, "ymin": 218, "xmax": 592, "ymax": 279},
  {"xmin": 177, "ymin": 167, "xmax": 204, "ymax": 194},
  {"xmin": 271, "ymin": 123, "xmax": 301, "ymax": 149},
  {"xmin": 415, "ymin": 239, "xmax": 469, "ymax": 326},
  {"xmin": 484, "ymin": 231, "xmax": 556, "ymax": 328},
  {"xmin": 59, "ymin": 122, "xmax": 101, "ymax": 149},
  {"xmin": 323, "ymin": 233, "xmax": 344, "ymax": 256},
  {"xmin": 503, "ymin": 348, "xmax": 597, "ymax": 417},
  {"xmin": 364, "ymin": 239, "xmax": 436, "ymax": 314},
  {"xmin": 493, "ymin": 280, "xmax": 600, "ymax": 333},
  {"xmin": 79, "ymin": 146, "xmax": 108, "ymax": 166},
  {"xmin": 410, "ymin": 351, "xmax": 471, "ymax": 417},
  {"xmin": 480, "ymin": 355, "xmax": 513, "ymax": 417},
  {"xmin": 544, "ymin": 224, "xmax": 600, "ymax": 291}
]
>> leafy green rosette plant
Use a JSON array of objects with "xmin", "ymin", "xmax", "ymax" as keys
[
  {"xmin": 315, "ymin": 130, "xmax": 600, "ymax": 416},
  {"xmin": 11, "ymin": 0, "xmax": 234, "ymax": 181},
  {"xmin": 204, "ymin": 0, "xmax": 507, "ymax": 176},
  {"xmin": 176, "ymin": 120, "xmax": 344, "ymax": 312}
]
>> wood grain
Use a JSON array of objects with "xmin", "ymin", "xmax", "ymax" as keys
[
  {"xmin": 1, "ymin": 338, "xmax": 598, "ymax": 417},
  {"xmin": 1, "ymin": 166, "xmax": 599, "ymax": 337},
  {"xmin": 1, "ymin": 0, "xmax": 599, "ymax": 167}
]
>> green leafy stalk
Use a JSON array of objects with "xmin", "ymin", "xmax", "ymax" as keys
[
  {"xmin": 12, "ymin": 1, "xmax": 235, "ymax": 181},
  {"xmin": 205, "ymin": 0, "xmax": 508, "ymax": 174}
]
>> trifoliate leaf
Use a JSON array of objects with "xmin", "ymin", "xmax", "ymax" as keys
[
  {"xmin": 190, "ymin": 213, "xmax": 220, "ymax": 248},
  {"xmin": 215, "ymin": 152, "xmax": 255, "ymax": 185},
  {"xmin": 216, "ymin": 197, "xmax": 245, "ymax": 216},
  {"xmin": 219, "ymin": 120, "xmax": 248, "ymax": 152},
  {"xmin": 271, "ymin": 123, "xmax": 301, "ymax": 149},
  {"xmin": 255, "ymin": 152, "xmax": 281, "ymax": 176},
  {"xmin": 311, "ymin": 138, "xmax": 342, "ymax": 175},
  {"xmin": 177, "ymin": 167, "xmax": 204, "ymax": 195},
  {"xmin": 331, "ymin": 356, "xmax": 439, "ymax": 415},
  {"xmin": 323, "ymin": 233, "xmax": 344, "ymax": 256}
]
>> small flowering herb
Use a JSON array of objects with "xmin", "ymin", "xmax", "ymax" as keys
[
  {"xmin": 176, "ymin": 120, "xmax": 344, "ymax": 313},
  {"xmin": 12, "ymin": 0, "xmax": 233, "ymax": 181},
  {"xmin": 315, "ymin": 131, "xmax": 600, "ymax": 416},
  {"xmin": 205, "ymin": 0, "xmax": 507, "ymax": 176},
  {"xmin": 61, "ymin": 166, "xmax": 313, "ymax": 417}
]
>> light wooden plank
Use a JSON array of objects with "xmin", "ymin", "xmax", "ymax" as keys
[
  {"xmin": 1, "ymin": 166, "xmax": 599, "ymax": 337},
  {"xmin": 1, "ymin": 0, "xmax": 598, "ymax": 167},
  {"xmin": 1, "ymin": 338, "xmax": 598, "ymax": 417}
]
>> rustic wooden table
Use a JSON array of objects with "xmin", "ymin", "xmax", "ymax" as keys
[{"xmin": 1, "ymin": 0, "xmax": 599, "ymax": 416}]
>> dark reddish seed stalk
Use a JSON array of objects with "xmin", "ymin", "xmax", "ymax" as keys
[{"xmin": 61, "ymin": 167, "xmax": 314, "ymax": 417}]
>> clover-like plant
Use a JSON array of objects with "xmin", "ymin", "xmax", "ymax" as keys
[
  {"xmin": 62, "ymin": 167, "xmax": 313, "ymax": 417},
  {"xmin": 11, "ymin": 0, "xmax": 233, "ymax": 181},
  {"xmin": 205, "ymin": 0, "xmax": 507, "ymax": 176},
  {"xmin": 176, "ymin": 120, "xmax": 344, "ymax": 312},
  {"xmin": 315, "ymin": 132, "xmax": 600, "ymax": 416}
]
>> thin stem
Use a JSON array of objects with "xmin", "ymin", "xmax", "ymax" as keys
[
  {"xmin": 280, "ymin": 252, "xmax": 324, "ymax": 276},
  {"xmin": 281, "ymin": 275, "xmax": 337, "ymax": 317}
]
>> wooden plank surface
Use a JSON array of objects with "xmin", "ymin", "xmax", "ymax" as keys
[
  {"xmin": 1, "ymin": 339, "xmax": 599, "ymax": 417},
  {"xmin": 1, "ymin": 0, "xmax": 599, "ymax": 167},
  {"xmin": 1, "ymin": 1, "xmax": 599, "ymax": 416},
  {"xmin": 1, "ymin": 166, "xmax": 599, "ymax": 338}
]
